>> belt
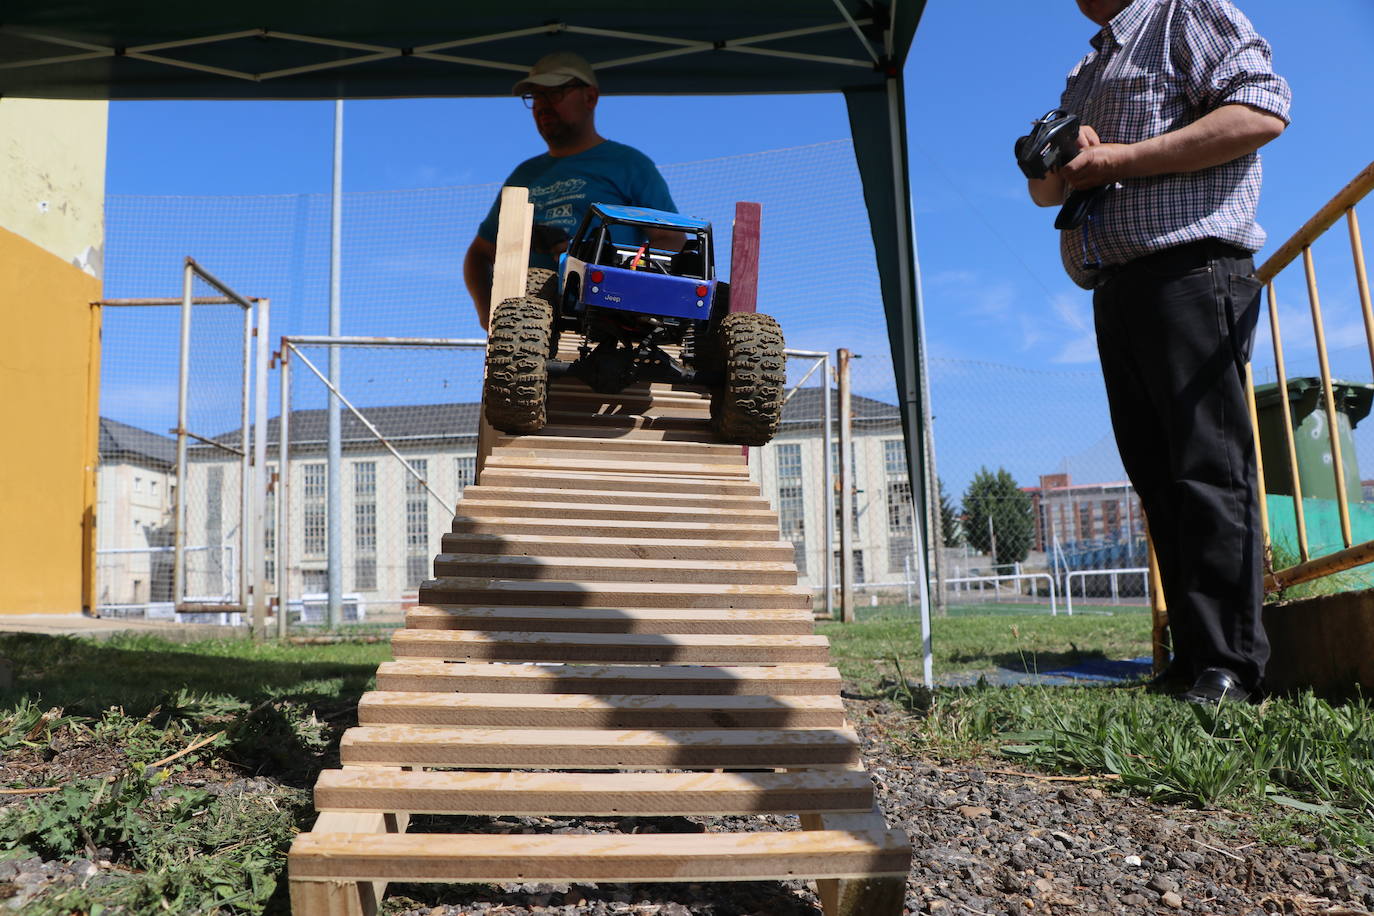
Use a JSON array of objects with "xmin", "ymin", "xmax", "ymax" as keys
[{"xmin": 1097, "ymin": 238, "xmax": 1253, "ymax": 285}]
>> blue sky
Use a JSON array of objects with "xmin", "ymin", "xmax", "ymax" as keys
[{"xmin": 102, "ymin": 1, "xmax": 1374, "ymax": 493}]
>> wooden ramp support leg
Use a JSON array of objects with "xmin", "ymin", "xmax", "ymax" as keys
[{"xmin": 292, "ymin": 253, "xmax": 911, "ymax": 913}]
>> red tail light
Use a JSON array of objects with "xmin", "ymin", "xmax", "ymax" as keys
[
  {"xmin": 591, "ymin": 270, "xmax": 604, "ymax": 283},
  {"xmin": 696, "ymin": 285, "xmax": 709, "ymax": 297}
]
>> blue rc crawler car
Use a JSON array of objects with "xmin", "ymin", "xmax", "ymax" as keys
[{"xmin": 484, "ymin": 203, "xmax": 786, "ymax": 446}]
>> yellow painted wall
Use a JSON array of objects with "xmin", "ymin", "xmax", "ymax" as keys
[{"xmin": 0, "ymin": 98, "xmax": 106, "ymax": 615}]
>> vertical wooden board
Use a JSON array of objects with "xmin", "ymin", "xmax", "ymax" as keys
[
  {"xmin": 729, "ymin": 201, "xmax": 761, "ymax": 314},
  {"xmin": 492, "ymin": 186, "xmax": 534, "ymax": 308}
]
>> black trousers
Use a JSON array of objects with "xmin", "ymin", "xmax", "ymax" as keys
[{"xmin": 1092, "ymin": 240, "xmax": 1270, "ymax": 688}]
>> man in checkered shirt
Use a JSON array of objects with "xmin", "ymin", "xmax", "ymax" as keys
[{"xmin": 1028, "ymin": 0, "xmax": 1290, "ymax": 706}]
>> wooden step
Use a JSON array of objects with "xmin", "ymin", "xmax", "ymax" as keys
[
  {"xmin": 460, "ymin": 486, "xmax": 769, "ymax": 510},
  {"xmin": 290, "ymin": 828, "xmax": 909, "ymax": 887},
  {"xmin": 548, "ymin": 378, "xmax": 711, "ymax": 400},
  {"xmin": 482, "ymin": 455, "xmax": 748, "ymax": 478},
  {"xmin": 356, "ymin": 692, "xmax": 846, "ymax": 729},
  {"xmin": 404, "ymin": 605, "xmax": 813, "ymax": 635},
  {"xmin": 454, "ymin": 498, "xmax": 775, "ymax": 526},
  {"xmin": 417, "ymin": 577, "xmax": 813, "ymax": 610},
  {"xmin": 489, "ymin": 446, "xmax": 745, "ymax": 469},
  {"xmin": 542, "ymin": 411, "xmax": 713, "ymax": 432},
  {"xmin": 490, "ymin": 434, "xmax": 737, "ymax": 457},
  {"xmin": 314, "ymin": 767, "xmax": 871, "ymax": 816},
  {"xmin": 338, "ymin": 725, "xmax": 860, "ymax": 769},
  {"xmin": 389, "ymin": 629, "xmax": 829, "ymax": 665},
  {"xmin": 430, "ymin": 554, "xmax": 796, "ymax": 585},
  {"xmin": 475, "ymin": 469, "xmax": 758, "ymax": 497},
  {"xmin": 439, "ymin": 533, "xmax": 795, "ymax": 563},
  {"xmin": 373, "ymin": 661, "xmax": 842, "ymax": 695},
  {"xmin": 449, "ymin": 517, "xmax": 779, "ymax": 542}
]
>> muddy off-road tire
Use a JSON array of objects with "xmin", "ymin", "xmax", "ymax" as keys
[
  {"xmin": 484, "ymin": 295, "xmax": 553, "ymax": 434},
  {"xmin": 526, "ymin": 267, "xmax": 558, "ymax": 304},
  {"xmin": 712, "ymin": 312, "xmax": 786, "ymax": 446}
]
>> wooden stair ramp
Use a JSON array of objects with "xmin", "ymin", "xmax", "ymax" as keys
[
  {"xmin": 289, "ymin": 192, "xmax": 908, "ymax": 914},
  {"xmin": 289, "ymin": 376, "xmax": 910, "ymax": 914}
]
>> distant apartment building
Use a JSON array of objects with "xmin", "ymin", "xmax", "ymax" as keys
[
  {"xmin": 170, "ymin": 388, "xmax": 923, "ymax": 609},
  {"xmin": 1026, "ymin": 472, "xmax": 1146, "ymax": 569}
]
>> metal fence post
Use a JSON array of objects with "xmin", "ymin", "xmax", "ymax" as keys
[
  {"xmin": 172, "ymin": 260, "xmax": 193, "ymax": 608},
  {"xmin": 821, "ymin": 352, "xmax": 834, "ymax": 619},
  {"xmin": 278, "ymin": 344, "xmax": 291, "ymax": 639},
  {"xmin": 251, "ymin": 299, "xmax": 271, "ymax": 638},
  {"xmin": 838, "ymin": 348, "xmax": 854, "ymax": 623}
]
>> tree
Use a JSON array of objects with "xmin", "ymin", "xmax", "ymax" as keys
[
  {"xmin": 938, "ymin": 478, "xmax": 962, "ymax": 548},
  {"xmin": 962, "ymin": 467, "xmax": 1034, "ymax": 571}
]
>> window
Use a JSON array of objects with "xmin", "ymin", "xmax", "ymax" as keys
[
  {"xmin": 1078, "ymin": 502, "xmax": 1094, "ymax": 542},
  {"xmin": 354, "ymin": 462, "xmax": 377, "ymax": 590},
  {"xmin": 303, "ymin": 463, "xmax": 326, "ymax": 557},
  {"xmin": 883, "ymin": 439, "xmax": 907, "ymax": 478},
  {"xmin": 1103, "ymin": 500, "xmax": 1120, "ymax": 541},
  {"xmin": 134, "ymin": 476, "xmax": 143, "ymax": 492},
  {"xmin": 302, "ymin": 569, "xmax": 328, "ymax": 594},
  {"xmin": 833, "ymin": 549, "xmax": 865, "ymax": 584},
  {"xmin": 150, "ymin": 480, "xmax": 159, "ymax": 495},
  {"xmin": 887, "ymin": 480, "xmax": 914, "ymax": 574},
  {"xmin": 405, "ymin": 459, "xmax": 430, "ymax": 587},
  {"xmin": 455, "ymin": 455, "xmax": 476, "ymax": 492},
  {"xmin": 775, "ymin": 444, "xmax": 806, "ymax": 576}
]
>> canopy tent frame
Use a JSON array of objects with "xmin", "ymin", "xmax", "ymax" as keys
[{"xmin": 1, "ymin": 0, "xmax": 937, "ymax": 685}]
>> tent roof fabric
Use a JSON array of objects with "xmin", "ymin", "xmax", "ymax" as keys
[{"xmin": 0, "ymin": 3, "xmax": 920, "ymax": 101}]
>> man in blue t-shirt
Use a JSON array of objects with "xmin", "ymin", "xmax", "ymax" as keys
[{"xmin": 463, "ymin": 51, "xmax": 679, "ymax": 330}]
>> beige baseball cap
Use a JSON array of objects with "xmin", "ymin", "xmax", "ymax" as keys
[{"xmin": 512, "ymin": 51, "xmax": 598, "ymax": 95}]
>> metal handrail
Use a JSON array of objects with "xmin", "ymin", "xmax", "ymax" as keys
[{"xmin": 1252, "ymin": 161, "xmax": 1374, "ymax": 591}]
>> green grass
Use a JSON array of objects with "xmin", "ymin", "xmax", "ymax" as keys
[{"xmin": 2, "ymin": 613, "xmax": 1370, "ymax": 914}]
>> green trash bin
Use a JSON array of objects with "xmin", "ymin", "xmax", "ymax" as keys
[{"xmin": 1253, "ymin": 378, "xmax": 1374, "ymax": 500}]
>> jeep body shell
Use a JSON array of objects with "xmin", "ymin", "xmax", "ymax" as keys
[{"xmin": 559, "ymin": 204, "xmax": 717, "ymax": 322}]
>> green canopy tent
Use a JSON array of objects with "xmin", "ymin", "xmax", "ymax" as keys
[{"xmin": 0, "ymin": 1, "xmax": 936, "ymax": 679}]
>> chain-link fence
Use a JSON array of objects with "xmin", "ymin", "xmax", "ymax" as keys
[
  {"xmin": 100, "ymin": 139, "xmax": 1170, "ymax": 627},
  {"xmin": 275, "ymin": 339, "xmax": 487, "ymax": 627}
]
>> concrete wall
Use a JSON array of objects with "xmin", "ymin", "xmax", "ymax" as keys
[{"xmin": 0, "ymin": 98, "xmax": 108, "ymax": 614}]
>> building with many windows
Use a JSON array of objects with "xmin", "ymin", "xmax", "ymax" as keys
[
  {"xmin": 172, "ymin": 387, "xmax": 922, "ymax": 614},
  {"xmin": 1026, "ymin": 472, "xmax": 1146, "ymax": 571},
  {"xmin": 95, "ymin": 418, "xmax": 177, "ymax": 609}
]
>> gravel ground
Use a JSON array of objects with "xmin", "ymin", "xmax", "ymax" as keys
[
  {"xmin": 388, "ymin": 693, "xmax": 1374, "ymax": 916},
  {"xmin": 3, "ymin": 690, "xmax": 1370, "ymax": 914}
]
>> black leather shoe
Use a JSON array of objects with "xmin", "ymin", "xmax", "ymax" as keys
[{"xmin": 1179, "ymin": 667, "xmax": 1250, "ymax": 706}]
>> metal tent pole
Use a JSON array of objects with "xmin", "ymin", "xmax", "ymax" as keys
[
  {"xmin": 327, "ymin": 98, "xmax": 344, "ymax": 629},
  {"xmin": 821, "ymin": 352, "xmax": 834, "ymax": 618},
  {"xmin": 887, "ymin": 73, "xmax": 934, "ymax": 687}
]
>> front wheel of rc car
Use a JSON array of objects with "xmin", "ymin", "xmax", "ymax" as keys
[
  {"xmin": 484, "ymin": 295, "xmax": 553, "ymax": 434},
  {"xmin": 712, "ymin": 312, "xmax": 786, "ymax": 446}
]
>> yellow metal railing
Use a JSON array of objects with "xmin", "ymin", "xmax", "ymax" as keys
[{"xmin": 1252, "ymin": 161, "xmax": 1374, "ymax": 591}]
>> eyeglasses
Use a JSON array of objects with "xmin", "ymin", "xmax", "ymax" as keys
[{"xmin": 521, "ymin": 81, "xmax": 587, "ymax": 109}]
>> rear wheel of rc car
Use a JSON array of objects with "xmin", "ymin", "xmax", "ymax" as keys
[
  {"xmin": 484, "ymin": 295, "xmax": 553, "ymax": 434},
  {"xmin": 526, "ymin": 267, "xmax": 558, "ymax": 305},
  {"xmin": 712, "ymin": 312, "xmax": 786, "ymax": 446}
]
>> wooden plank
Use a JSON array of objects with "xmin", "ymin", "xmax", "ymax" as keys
[
  {"xmin": 438, "ymin": 533, "xmax": 794, "ymax": 562},
  {"xmin": 493, "ymin": 435, "xmax": 734, "ymax": 456},
  {"xmin": 404, "ymin": 605, "xmax": 813, "ymax": 635},
  {"xmin": 288, "ymin": 809, "xmax": 393, "ymax": 916},
  {"xmin": 389, "ymin": 629, "xmax": 830, "ymax": 665},
  {"xmin": 729, "ymin": 201, "xmax": 761, "ymax": 315},
  {"xmin": 460, "ymin": 486, "xmax": 770, "ymax": 509},
  {"xmin": 356, "ymin": 692, "xmax": 846, "ymax": 729},
  {"xmin": 517, "ymin": 422, "xmax": 712, "ymax": 441},
  {"xmin": 314, "ymin": 768, "xmax": 871, "ymax": 816},
  {"xmin": 373, "ymin": 660, "xmax": 840, "ymax": 695},
  {"xmin": 489, "ymin": 446, "xmax": 746, "ymax": 469},
  {"xmin": 289, "ymin": 828, "xmax": 910, "ymax": 884},
  {"xmin": 491, "ymin": 186, "xmax": 534, "ymax": 307},
  {"xmin": 473, "ymin": 469, "xmax": 759, "ymax": 497},
  {"xmin": 453, "ymin": 498, "xmax": 775, "ymax": 525},
  {"xmin": 429, "ymin": 553, "xmax": 797, "ymax": 585},
  {"xmin": 448, "ymin": 517, "xmax": 780, "ymax": 542},
  {"xmin": 482, "ymin": 455, "xmax": 749, "ymax": 477},
  {"xmin": 540, "ymin": 411, "xmax": 713, "ymax": 432},
  {"xmin": 416, "ymin": 577, "xmax": 813, "ymax": 610},
  {"xmin": 339, "ymin": 725, "xmax": 860, "ymax": 768},
  {"xmin": 548, "ymin": 378, "xmax": 711, "ymax": 399}
]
